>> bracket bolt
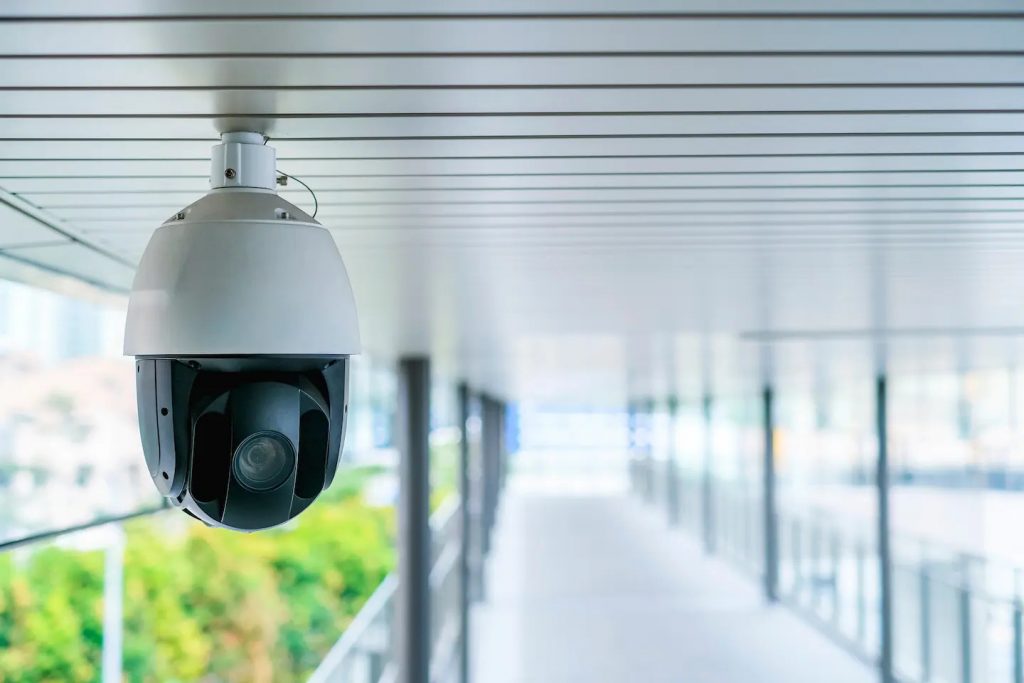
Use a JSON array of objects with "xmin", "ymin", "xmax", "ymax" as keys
[{"xmin": 224, "ymin": 168, "xmax": 237, "ymax": 179}]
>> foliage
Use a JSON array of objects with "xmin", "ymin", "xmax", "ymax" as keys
[{"xmin": 0, "ymin": 466, "xmax": 395, "ymax": 683}]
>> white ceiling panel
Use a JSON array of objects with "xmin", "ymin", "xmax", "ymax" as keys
[
  {"xmin": 40, "ymin": 198, "xmax": 1024, "ymax": 218},
  {"xmin": 6, "ymin": 112, "xmax": 1024, "ymax": 140},
  {"xmin": 5, "ymin": 57, "xmax": 1024, "ymax": 89},
  {"xmin": 5, "ymin": 17, "xmax": 1024, "ymax": 54},
  {"xmin": 7, "ymin": 169, "xmax": 1024, "ymax": 194},
  {"xmin": 5, "ymin": 3, "xmax": 1024, "ymax": 403},
  {"xmin": 6, "ymin": 136, "xmax": 1024, "ymax": 161},
  {"xmin": 20, "ymin": 187, "xmax": 1024, "ymax": 209},
  {"xmin": 6, "ymin": 0, "xmax": 1024, "ymax": 16},
  {"xmin": 4, "ymin": 87, "xmax": 1024, "ymax": 118},
  {"xmin": 3, "ymin": 153, "xmax": 1024, "ymax": 178}
]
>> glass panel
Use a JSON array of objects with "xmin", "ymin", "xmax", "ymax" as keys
[
  {"xmin": 890, "ymin": 363, "xmax": 1024, "ymax": 683},
  {"xmin": 775, "ymin": 369, "xmax": 878, "ymax": 656},
  {"xmin": 676, "ymin": 399, "xmax": 705, "ymax": 536},
  {"xmin": 0, "ymin": 280, "xmax": 159, "ymax": 544},
  {"xmin": 710, "ymin": 394, "xmax": 763, "ymax": 575}
]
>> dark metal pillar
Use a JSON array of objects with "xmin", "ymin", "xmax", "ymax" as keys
[
  {"xmin": 877, "ymin": 375, "xmax": 895, "ymax": 683},
  {"xmin": 481, "ymin": 395, "xmax": 499, "ymax": 556},
  {"xmin": 467, "ymin": 393, "xmax": 485, "ymax": 603},
  {"xmin": 397, "ymin": 357, "xmax": 431, "ymax": 683},
  {"xmin": 627, "ymin": 400, "xmax": 639, "ymax": 494},
  {"xmin": 643, "ymin": 398, "xmax": 655, "ymax": 503},
  {"xmin": 497, "ymin": 400, "xmax": 507, "ymax": 495},
  {"xmin": 702, "ymin": 394, "xmax": 716, "ymax": 554},
  {"xmin": 456, "ymin": 382, "xmax": 471, "ymax": 683},
  {"xmin": 666, "ymin": 396, "xmax": 680, "ymax": 527},
  {"xmin": 763, "ymin": 385, "xmax": 779, "ymax": 602}
]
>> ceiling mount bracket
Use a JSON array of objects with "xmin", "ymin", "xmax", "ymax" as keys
[{"xmin": 210, "ymin": 131, "xmax": 275, "ymax": 191}]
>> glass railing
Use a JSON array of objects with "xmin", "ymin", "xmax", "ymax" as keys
[
  {"xmin": 630, "ymin": 455, "xmax": 1024, "ymax": 683},
  {"xmin": 308, "ymin": 497, "xmax": 463, "ymax": 683},
  {"xmin": 0, "ymin": 464, "xmax": 399, "ymax": 682}
]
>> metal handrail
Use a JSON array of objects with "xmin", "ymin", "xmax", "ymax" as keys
[
  {"xmin": 307, "ymin": 495, "xmax": 464, "ymax": 683},
  {"xmin": 0, "ymin": 502, "xmax": 170, "ymax": 552},
  {"xmin": 308, "ymin": 574, "xmax": 400, "ymax": 683}
]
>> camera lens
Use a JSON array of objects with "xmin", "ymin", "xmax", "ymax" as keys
[{"xmin": 232, "ymin": 431, "xmax": 295, "ymax": 492}]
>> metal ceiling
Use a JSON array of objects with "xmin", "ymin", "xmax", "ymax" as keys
[{"xmin": 4, "ymin": 1, "xmax": 1024, "ymax": 404}]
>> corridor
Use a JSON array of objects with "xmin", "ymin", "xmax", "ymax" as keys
[{"xmin": 472, "ymin": 487, "xmax": 875, "ymax": 683}]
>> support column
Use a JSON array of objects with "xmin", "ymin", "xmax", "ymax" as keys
[
  {"xmin": 643, "ymin": 399, "xmax": 655, "ymax": 503},
  {"xmin": 456, "ymin": 382, "xmax": 471, "ymax": 683},
  {"xmin": 763, "ymin": 386, "xmax": 779, "ymax": 602},
  {"xmin": 702, "ymin": 395, "xmax": 716, "ymax": 554},
  {"xmin": 468, "ymin": 394, "xmax": 485, "ymax": 603},
  {"xmin": 497, "ymin": 400, "xmax": 507, "ymax": 495},
  {"xmin": 877, "ymin": 375, "xmax": 895, "ymax": 683},
  {"xmin": 627, "ymin": 400, "xmax": 639, "ymax": 494},
  {"xmin": 398, "ymin": 357, "xmax": 431, "ymax": 683},
  {"xmin": 666, "ymin": 396, "xmax": 680, "ymax": 527},
  {"xmin": 480, "ymin": 396, "xmax": 496, "ymax": 556}
]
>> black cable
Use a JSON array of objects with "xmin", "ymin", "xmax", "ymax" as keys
[{"xmin": 276, "ymin": 170, "xmax": 319, "ymax": 219}]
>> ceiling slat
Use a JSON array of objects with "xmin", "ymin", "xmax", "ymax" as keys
[
  {"xmin": 3, "ymin": 87, "xmax": 1024, "ymax": 117},
  {"xmin": 5, "ymin": 17, "xmax": 1024, "ymax": 54},
  {"xmin": 3, "ymin": 56, "xmax": 1024, "ymax": 88},
  {"xmin": 3, "ymin": 154, "xmax": 1024, "ymax": 177}
]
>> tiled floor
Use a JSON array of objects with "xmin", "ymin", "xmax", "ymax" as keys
[{"xmin": 472, "ymin": 490, "xmax": 876, "ymax": 683}]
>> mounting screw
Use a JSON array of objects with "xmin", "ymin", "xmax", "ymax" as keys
[
  {"xmin": 175, "ymin": 211, "xmax": 186, "ymax": 220},
  {"xmin": 275, "ymin": 208, "xmax": 291, "ymax": 220},
  {"xmin": 224, "ymin": 168, "xmax": 237, "ymax": 179}
]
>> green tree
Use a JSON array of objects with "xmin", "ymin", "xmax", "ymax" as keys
[{"xmin": 0, "ymin": 466, "xmax": 397, "ymax": 683}]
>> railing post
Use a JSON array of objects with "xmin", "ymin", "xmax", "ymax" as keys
[
  {"xmin": 831, "ymin": 531, "xmax": 841, "ymax": 627},
  {"xmin": 1013, "ymin": 598, "xmax": 1023, "ymax": 683},
  {"xmin": 763, "ymin": 386, "xmax": 779, "ymax": 602},
  {"xmin": 397, "ymin": 357, "xmax": 431, "ymax": 683},
  {"xmin": 702, "ymin": 394, "xmax": 715, "ymax": 554},
  {"xmin": 101, "ymin": 524, "xmax": 124, "ymax": 683},
  {"xmin": 920, "ymin": 555, "xmax": 932, "ymax": 683},
  {"xmin": 456, "ymin": 382, "xmax": 471, "ymax": 683},
  {"xmin": 627, "ymin": 400, "xmax": 638, "ymax": 495},
  {"xmin": 925, "ymin": 561, "xmax": 933, "ymax": 683},
  {"xmin": 666, "ymin": 396, "xmax": 680, "ymax": 527},
  {"xmin": 793, "ymin": 518, "xmax": 803, "ymax": 599},
  {"xmin": 856, "ymin": 540, "xmax": 867, "ymax": 646},
  {"xmin": 877, "ymin": 374, "xmax": 895, "ymax": 683},
  {"xmin": 642, "ymin": 398, "xmax": 655, "ymax": 504},
  {"xmin": 480, "ymin": 395, "xmax": 496, "ymax": 556},
  {"xmin": 811, "ymin": 521, "xmax": 823, "ymax": 612},
  {"xmin": 367, "ymin": 648, "xmax": 385, "ymax": 683},
  {"xmin": 959, "ymin": 556, "xmax": 973, "ymax": 683}
]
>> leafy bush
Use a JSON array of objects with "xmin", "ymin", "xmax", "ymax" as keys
[{"xmin": 0, "ymin": 466, "xmax": 395, "ymax": 683}]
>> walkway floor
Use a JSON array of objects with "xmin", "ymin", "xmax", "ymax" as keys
[{"xmin": 471, "ymin": 489, "xmax": 876, "ymax": 683}]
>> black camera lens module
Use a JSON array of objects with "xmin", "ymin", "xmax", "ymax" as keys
[{"xmin": 232, "ymin": 431, "xmax": 295, "ymax": 492}]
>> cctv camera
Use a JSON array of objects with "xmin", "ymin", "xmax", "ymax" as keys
[{"xmin": 124, "ymin": 132, "xmax": 360, "ymax": 531}]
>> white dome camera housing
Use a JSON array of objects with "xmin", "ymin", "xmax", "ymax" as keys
[{"xmin": 124, "ymin": 132, "xmax": 360, "ymax": 531}]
